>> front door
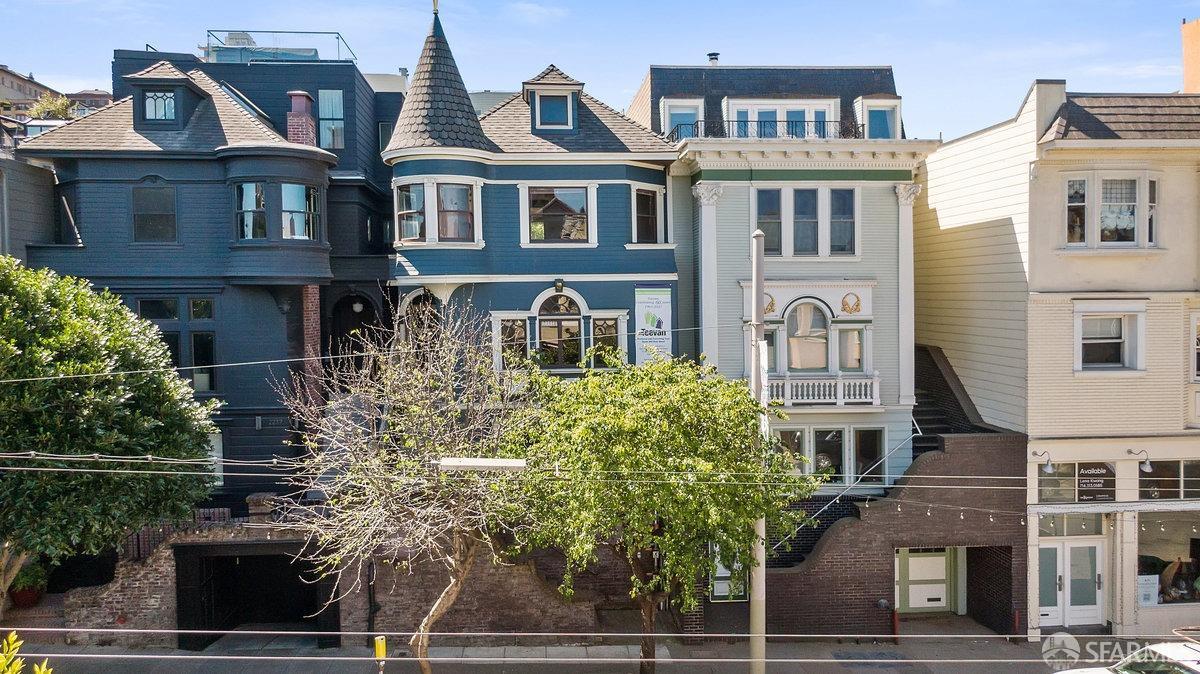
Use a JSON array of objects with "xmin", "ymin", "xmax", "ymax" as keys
[{"xmin": 1039, "ymin": 541, "xmax": 1104, "ymax": 627}]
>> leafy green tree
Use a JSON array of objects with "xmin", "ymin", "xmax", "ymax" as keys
[
  {"xmin": 515, "ymin": 355, "xmax": 821, "ymax": 672},
  {"xmin": 2, "ymin": 632, "xmax": 51, "ymax": 674},
  {"xmin": 0, "ymin": 257, "xmax": 216, "ymax": 618},
  {"xmin": 27, "ymin": 94, "xmax": 73, "ymax": 121}
]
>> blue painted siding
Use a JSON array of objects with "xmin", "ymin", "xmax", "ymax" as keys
[{"xmin": 391, "ymin": 159, "xmax": 666, "ymax": 185}]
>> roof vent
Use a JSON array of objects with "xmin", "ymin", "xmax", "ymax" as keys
[{"xmin": 707, "ymin": 52, "xmax": 720, "ymax": 66}]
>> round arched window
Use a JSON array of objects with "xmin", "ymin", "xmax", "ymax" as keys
[
  {"xmin": 785, "ymin": 302, "xmax": 829, "ymax": 372},
  {"xmin": 537, "ymin": 295, "xmax": 582, "ymax": 367},
  {"xmin": 538, "ymin": 294, "xmax": 580, "ymax": 316}
]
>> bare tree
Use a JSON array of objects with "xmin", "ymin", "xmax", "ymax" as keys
[{"xmin": 275, "ymin": 301, "xmax": 533, "ymax": 673}]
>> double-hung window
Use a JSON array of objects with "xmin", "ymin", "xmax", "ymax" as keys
[
  {"xmin": 1074, "ymin": 301, "xmax": 1144, "ymax": 372},
  {"xmin": 1066, "ymin": 179, "xmax": 1087, "ymax": 245},
  {"xmin": 235, "ymin": 182, "xmax": 266, "ymax": 240},
  {"xmin": 437, "ymin": 184, "xmax": 474, "ymax": 242},
  {"xmin": 396, "ymin": 183, "xmax": 426, "ymax": 241},
  {"xmin": 282, "ymin": 184, "xmax": 319, "ymax": 240},
  {"xmin": 756, "ymin": 189, "xmax": 782, "ymax": 256},
  {"xmin": 1100, "ymin": 179, "xmax": 1137, "ymax": 244},
  {"xmin": 1080, "ymin": 316, "xmax": 1125, "ymax": 368},
  {"xmin": 394, "ymin": 181, "xmax": 482, "ymax": 245},
  {"xmin": 132, "ymin": 186, "xmax": 176, "ymax": 242},
  {"xmin": 792, "ymin": 189, "xmax": 818, "ymax": 255},
  {"xmin": 634, "ymin": 189, "xmax": 660, "ymax": 244},
  {"xmin": 527, "ymin": 186, "xmax": 590, "ymax": 244},
  {"xmin": 1062, "ymin": 172, "xmax": 1160, "ymax": 249},
  {"xmin": 830, "ymin": 189, "xmax": 856, "ymax": 255},
  {"xmin": 317, "ymin": 90, "xmax": 345, "ymax": 149}
]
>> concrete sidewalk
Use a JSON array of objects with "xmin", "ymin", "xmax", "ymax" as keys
[{"xmin": 19, "ymin": 636, "xmax": 1058, "ymax": 673}]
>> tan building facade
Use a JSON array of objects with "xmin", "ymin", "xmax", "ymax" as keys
[{"xmin": 917, "ymin": 69, "xmax": 1200, "ymax": 636}]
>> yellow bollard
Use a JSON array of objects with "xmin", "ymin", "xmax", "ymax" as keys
[{"xmin": 374, "ymin": 635, "xmax": 387, "ymax": 672}]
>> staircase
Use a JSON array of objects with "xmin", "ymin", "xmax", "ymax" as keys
[{"xmin": 911, "ymin": 345, "xmax": 992, "ymax": 457}]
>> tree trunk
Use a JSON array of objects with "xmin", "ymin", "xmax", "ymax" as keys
[
  {"xmin": 637, "ymin": 594, "xmax": 657, "ymax": 674},
  {"xmin": 0, "ymin": 545, "xmax": 30, "ymax": 622},
  {"xmin": 409, "ymin": 537, "xmax": 480, "ymax": 674}
]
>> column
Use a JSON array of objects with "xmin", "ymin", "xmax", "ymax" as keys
[
  {"xmin": 895, "ymin": 184, "xmax": 921, "ymax": 407},
  {"xmin": 693, "ymin": 183, "xmax": 723, "ymax": 368}
]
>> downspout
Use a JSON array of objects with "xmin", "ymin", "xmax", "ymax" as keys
[
  {"xmin": 0, "ymin": 165, "xmax": 9, "ymax": 257},
  {"xmin": 366, "ymin": 559, "xmax": 380, "ymax": 645}
]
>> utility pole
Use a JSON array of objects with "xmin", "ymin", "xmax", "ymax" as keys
[{"xmin": 748, "ymin": 229, "xmax": 767, "ymax": 674}]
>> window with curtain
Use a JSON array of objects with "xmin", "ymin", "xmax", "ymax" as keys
[
  {"xmin": 1100, "ymin": 178, "xmax": 1136, "ymax": 244},
  {"xmin": 536, "ymin": 295, "xmax": 582, "ymax": 368},
  {"xmin": 397, "ymin": 184, "xmax": 426, "ymax": 241},
  {"xmin": 839, "ymin": 328, "xmax": 864, "ymax": 372},
  {"xmin": 756, "ymin": 189, "xmax": 782, "ymax": 256},
  {"xmin": 437, "ymin": 184, "xmax": 474, "ymax": 241},
  {"xmin": 786, "ymin": 303, "xmax": 828, "ymax": 372},
  {"xmin": 282, "ymin": 184, "xmax": 319, "ymax": 240},
  {"xmin": 235, "ymin": 182, "xmax": 266, "ymax": 239},
  {"xmin": 1066, "ymin": 179, "xmax": 1087, "ymax": 244},
  {"xmin": 793, "ymin": 189, "xmax": 818, "ymax": 255},
  {"xmin": 318, "ymin": 89, "xmax": 345, "ymax": 149}
]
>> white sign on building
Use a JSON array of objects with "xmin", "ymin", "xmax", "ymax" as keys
[{"xmin": 634, "ymin": 285, "xmax": 672, "ymax": 364}]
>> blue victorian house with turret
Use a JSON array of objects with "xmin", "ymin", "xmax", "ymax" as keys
[{"xmin": 382, "ymin": 11, "xmax": 680, "ymax": 370}]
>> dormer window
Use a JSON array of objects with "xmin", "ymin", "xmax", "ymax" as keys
[
  {"xmin": 534, "ymin": 92, "xmax": 572, "ymax": 129},
  {"xmin": 866, "ymin": 107, "xmax": 898, "ymax": 139},
  {"xmin": 144, "ymin": 91, "xmax": 175, "ymax": 121}
]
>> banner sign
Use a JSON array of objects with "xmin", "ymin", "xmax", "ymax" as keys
[{"xmin": 634, "ymin": 285, "xmax": 672, "ymax": 364}]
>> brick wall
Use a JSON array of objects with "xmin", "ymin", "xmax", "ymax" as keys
[
  {"xmin": 286, "ymin": 112, "xmax": 316, "ymax": 147},
  {"xmin": 967, "ymin": 545, "xmax": 1020, "ymax": 633},
  {"xmin": 761, "ymin": 433, "xmax": 1028, "ymax": 635}
]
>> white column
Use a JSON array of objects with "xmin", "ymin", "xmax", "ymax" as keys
[
  {"xmin": 693, "ymin": 183, "xmax": 724, "ymax": 368},
  {"xmin": 895, "ymin": 184, "xmax": 921, "ymax": 407}
]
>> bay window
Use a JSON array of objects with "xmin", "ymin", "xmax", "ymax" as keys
[
  {"xmin": 235, "ymin": 182, "xmax": 266, "ymax": 240},
  {"xmin": 437, "ymin": 183, "xmax": 474, "ymax": 242},
  {"xmin": 394, "ymin": 180, "xmax": 482, "ymax": 246},
  {"xmin": 493, "ymin": 292, "xmax": 628, "ymax": 370},
  {"xmin": 1062, "ymin": 172, "xmax": 1160, "ymax": 249},
  {"xmin": 282, "ymin": 183, "xmax": 319, "ymax": 240},
  {"xmin": 775, "ymin": 427, "xmax": 887, "ymax": 485},
  {"xmin": 397, "ymin": 183, "xmax": 426, "ymax": 241}
]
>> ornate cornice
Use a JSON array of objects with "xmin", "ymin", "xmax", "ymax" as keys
[{"xmin": 692, "ymin": 183, "xmax": 724, "ymax": 205}]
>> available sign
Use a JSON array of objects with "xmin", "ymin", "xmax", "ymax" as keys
[
  {"xmin": 1077, "ymin": 462, "xmax": 1116, "ymax": 502},
  {"xmin": 634, "ymin": 285, "xmax": 672, "ymax": 364}
]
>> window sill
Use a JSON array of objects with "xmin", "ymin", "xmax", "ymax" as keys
[
  {"xmin": 1055, "ymin": 247, "xmax": 1165, "ymax": 256},
  {"xmin": 519, "ymin": 242, "xmax": 599, "ymax": 249},
  {"xmin": 1073, "ymin": 368, "xmax": 1146, "ymax": 378},
  {"xmin": 394, "ymin": 241, "xmax": 485, "ymax": 250},
  {"xmin": 760, "ymin": 255, "xmax": 862, "ymax": 263},
  {"xmin": 625, "ymin": 243, "xmax": 676, "ymax": 250}
]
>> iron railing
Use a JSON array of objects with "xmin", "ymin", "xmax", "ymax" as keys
[{"xmin": 666, "ymin": 119, "xmax": 866, "ymax": 143}]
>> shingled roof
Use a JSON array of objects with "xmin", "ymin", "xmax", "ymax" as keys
[
  {"xmin": 18, "ymin": 64, "xmax": 333, "ymax": 160},
  {"xmin": 479, "ymin": 88, "xmax": 673, "ymax": 153},
  {"xmin": 382, "ymin": 14, "xmax": 495, "ymax": 154},
  {"xmin": 524, "ymin": 65, "xmax": 581, "ymax": 87},
  {"xmin": 124, "ymin": 61, "xmax": 192, "ymax": 82},
  {"xmin": 1041, "ymin": 93, "xmax": 1200, "ymax": 141}
]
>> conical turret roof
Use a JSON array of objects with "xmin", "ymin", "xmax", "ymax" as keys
[{"xmin": 383, "ymin": 14, "xmax": 495, "ymax": 155}]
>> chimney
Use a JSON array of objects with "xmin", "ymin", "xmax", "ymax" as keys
[
  {"xmin": 285, "ymin": 90, "xmax": 316, "ymax": 146},
  {"xmin": 707, "ymin": 52, "xmax": 720, "ymax": 66},
  {"xmin": 1184, "ymin": 19, "xmax": 1200, "ymax": 93},
  {"xmin": 398, "ymin": 67, "xmax": 410, "ymax": 92}
]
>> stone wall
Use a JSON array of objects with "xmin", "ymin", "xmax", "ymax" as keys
[{"xmin": 763, "ymin": 433, "xmax": 1028, "ymax": 635}]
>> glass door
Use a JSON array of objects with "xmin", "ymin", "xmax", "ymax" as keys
[
  {"xmin": 1039, "ymin": 545, "xmax": 1063, "ymax": 626},
  {"xmin": 1066, "ymin": 541, "xmax": 1103, "ymax": 626}
]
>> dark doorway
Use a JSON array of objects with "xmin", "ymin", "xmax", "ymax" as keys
[
  {"xmin": 330, "ymin": 294, "xmax": 377, "ymax": 359},
  {"xmin": 174, "ymin": 542, "xmax": 339, "ymax": 651}
]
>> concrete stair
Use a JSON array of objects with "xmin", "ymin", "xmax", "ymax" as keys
[{"xmin": 2, "ymin": 592, "xmax": 67, "ymax": 644}]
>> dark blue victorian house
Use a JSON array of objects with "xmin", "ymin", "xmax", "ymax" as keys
[{"xmin": 382, "ymin": 13, "xmax": 680, "ymax": 371}]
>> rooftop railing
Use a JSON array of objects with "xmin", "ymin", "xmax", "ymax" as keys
[
  {"xmin": 666, "ymin": 119, "xmax": 866, "ymax": 143},
  {"xmin": 204, "ymin": 30, "xmax": 358, "ymax": 63}
]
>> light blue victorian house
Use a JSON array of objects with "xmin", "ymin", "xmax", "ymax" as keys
[{"xmin": 381, "ymin": 11, "xmax": 680, "ymax": 369}]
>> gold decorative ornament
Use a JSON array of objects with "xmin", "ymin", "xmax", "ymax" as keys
[
  {"xmin": 841, "ymin": 292, "xmax": 861, "ymax": 314},
  {"xmin": 764, "ymin": 293, "xmax": 776, "ymax": 315}
]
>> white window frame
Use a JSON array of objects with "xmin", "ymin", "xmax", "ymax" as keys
[
  {"xmin": 660, "ymin": 97, "xmax": 705, "ymax": 137},
  {"xmin": 1192, "ymin": 313, "xmax": 1200, "ymax": 383},
  {"xmin": 626, "ymin": 183, "xmax": 669, "ymax": 248},
  {"xmin": 518, "ymin": 182, "xmax": 599, "ymax": 248},
  {"xmin": 863, "ymin": 103, "xmax": 901, "ymax": 140},
  {"xmin": 724, "ymin": 97, "xmax": 839, "ymax": 139},
  {"xmin": 533, "ymin": 89, "xmax": 574, "ymax": 130},
  {"xmin": 749, "ymin": 184, "xmax": 861, "ymax": 261},
  {"xmin": 392, "ymin": 176, "xmax": 485, "ymax": 249},
  {"xmin": 488, "ymin": 286, "xmax": 628, "ymax": 370},
  {"xmin": 774, "ymin": 425, "xmax": 889, "ymax": 486},
  {"xmin": 1059, "ymin": 171, "xmax": 1161, "ymax": 250},
  {"xmin": 767, "ymin": 303, "xmax": 873, "ymax": 377},
  {"xmin": 1072, "ymin": 300, "xmax": 1146, "ymax": 373}
]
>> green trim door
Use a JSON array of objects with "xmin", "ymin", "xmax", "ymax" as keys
[{"xmin": 895, "ymin": 548, "xmax": 955, "ymax": 613}]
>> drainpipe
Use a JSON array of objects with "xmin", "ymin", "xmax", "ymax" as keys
[
  {"xmin": 0, "ymin": 165, "xmax": 8, "ymax": 257},
  {"xmin": 366, "ymin": 559, "xmax": 380, "ymax": 646}
]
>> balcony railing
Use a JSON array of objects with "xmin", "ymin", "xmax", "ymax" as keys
[
  {"xmin": 666, "ymin": 119, "xmax": 865, "ymax": 143},
  {"xmin": 768, "ymin": 372, "xmax": 881, "ymax": 406}
]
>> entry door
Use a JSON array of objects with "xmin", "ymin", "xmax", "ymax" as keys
[{"xmin": 1039, "ymin": 541, "xmax": 1104, "ymax": 627}]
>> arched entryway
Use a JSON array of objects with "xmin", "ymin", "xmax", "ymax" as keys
[{"xmin": 329, "ymin": 294, "xmax": 378, "ymax": 358}]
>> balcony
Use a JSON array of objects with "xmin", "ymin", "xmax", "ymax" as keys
[
  {"xmin": 666, "ymin": 119, "xmax": 865, "ymax": 144},
  {"xmin": 203, "ymin": 30, "xmax": 358, "ymax": 63},
  {"xmin": 768, "ymin": 372, "xmax": 881, "ymax": 407}
]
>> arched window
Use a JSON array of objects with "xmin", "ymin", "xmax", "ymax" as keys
[
  {"xmin": 537, "ymin": 294, "xmax": 582, "ymax": 368},
  {"xmin": 786, "ymin": 302, "xmax": 829, "ymax": 372}
]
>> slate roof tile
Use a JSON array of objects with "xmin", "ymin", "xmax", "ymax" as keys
[
  {"xmin": 1042, "ymin": 94, "xmax": 1200, "ymax": 141},
  {"xmin": 525, "ymin": 65, "xmax": 581, "ymax": 86},
  {"xmin": 479, "ymin": 89, "xmax": 672, "ymax": 154}
]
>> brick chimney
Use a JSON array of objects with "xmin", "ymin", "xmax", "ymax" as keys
[
  {"xmin": 286, "ymin": 90, "xmax": 316, "ymax": 146},
  {"xmin": 1184, "ymin": 19, "xmax": 1200, "ymax": 93}
]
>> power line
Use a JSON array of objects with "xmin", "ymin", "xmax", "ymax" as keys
[{"xmin": 9, "ymin": 653, "xmax": 1105, "ymax": 665}]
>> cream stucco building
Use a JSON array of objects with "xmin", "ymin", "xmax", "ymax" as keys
[{"xmin": 916, "ymin": 67, "xmax": 1200, "ymax": 636}]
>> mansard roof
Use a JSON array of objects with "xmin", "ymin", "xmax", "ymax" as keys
[
  {"xmin": 18, "ymin": 64, "xmax": 333, "ymax": 160},
  {"xmin": 382, "ymin": 14, "xmax": 495, "ymax": 154},
  {"xmin": 1041, "ymin": 93, "xmax": 1200, "ymax": 141},
  {"xmin": 479, "ymin": 87, "xmax": 673, "ymax": 154}
]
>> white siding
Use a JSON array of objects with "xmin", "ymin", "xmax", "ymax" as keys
[{"xmin": 914, "ymin": 95, "xmax": 1040, "ymax": 432}]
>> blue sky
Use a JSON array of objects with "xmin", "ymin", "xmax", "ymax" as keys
[{"xmin": 11, "ymin": 0, "xmax": 1196, "ymax": 138}]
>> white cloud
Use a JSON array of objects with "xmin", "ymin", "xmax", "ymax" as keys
[{"xmin": 507, "ymin": 1, "xmax": 567, "ymax": 23}]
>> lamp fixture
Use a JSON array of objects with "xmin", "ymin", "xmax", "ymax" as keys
[
  {"xmin": 351, "ymin": 300, "xmax": 364, "ymax": 314},
  {"xmin": 1127, "ymin": 449, "xmax": 1153, "ymax": 474},
  {"xmin": 554, "ymin": 278, "xmax": 565, "ymax": 293},
  {"xmin": 1032, "ymin": 450, "xmax": 1054, "ymax": 474}
]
